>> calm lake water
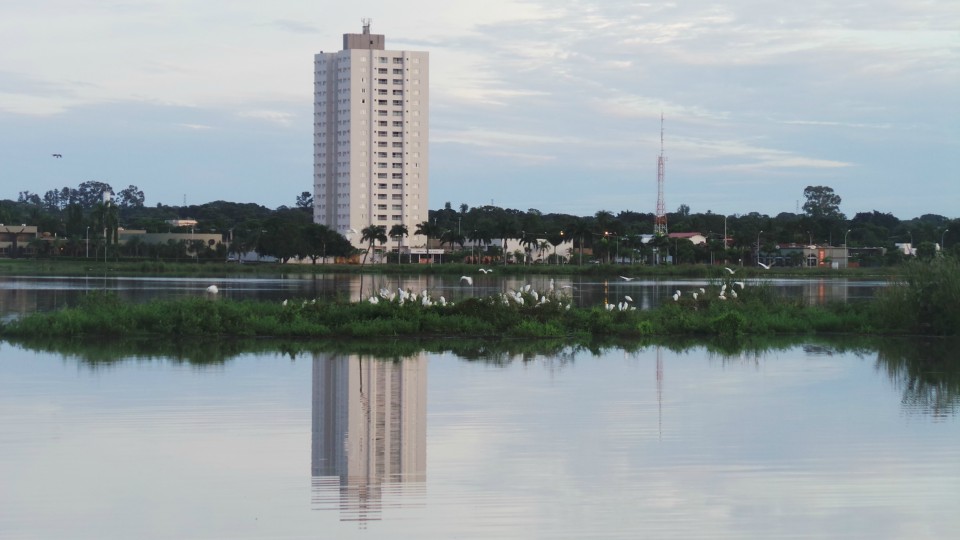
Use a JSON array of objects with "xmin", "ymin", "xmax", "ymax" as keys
[
  {"xmin": 1, "ymin": 338, "xmax": 957, "ymax": 539},
  {"xmin": 0, "ymin": 274, "xmax": 886, "ymax": 319}
]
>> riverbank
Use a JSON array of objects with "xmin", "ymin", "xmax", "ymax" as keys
[{"xmin": 2, "ymin": 260, "xmax": 956, "ymax": 339}]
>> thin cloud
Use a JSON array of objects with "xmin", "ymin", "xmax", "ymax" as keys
[
  {"xmin": 783, "ymin": 119, "xmax": 893, "ymax": 130},
  {"xmin": 236, "ymin": 110, "xmax": 295, "ymax": 126},
  {"xmin": 271, "ymin": 19, "xmax": 319, "ymax": 34},
  {"xmin": 177, "ymin": 123, "xmax": 215, "ymax": 131}
]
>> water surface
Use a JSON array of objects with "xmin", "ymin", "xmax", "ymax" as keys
[{"xmin": 1, "ymin": 338, "xmax": 956, "ymax": 539}]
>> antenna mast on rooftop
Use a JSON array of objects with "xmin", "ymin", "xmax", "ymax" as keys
[
  {"xmin": 361, "ymin": 18, "xmax": 372, "ymax": 34},
  {"xmin": 654, "ymin": 113, "xmax": 668, "ymax": 236}
]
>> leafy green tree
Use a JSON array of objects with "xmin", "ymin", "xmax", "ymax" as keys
[
  {"xmin": 115, "ymin": 185, "xmax": 145, "ymax": 210},
  {"xmin": 296, "ymin": 191, "xmax": 313, "ymax": 212},
  {"xmin": 916, "ymin": 241, "xmax": 937, "ymax": 261},
  {"xmin": 76, "ymin": 181, "xmax": 114, "ymax": 209},
  {"xmin": 802, "ymin": 186, "xmax": 844, "ymax": 220}
]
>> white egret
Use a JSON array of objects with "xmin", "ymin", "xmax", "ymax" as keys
[
  {"xmin": 618, "ymin": 275, "xmax": 635, "ymax": 281},
  {"xmin": 724, "ymin": 267, "xmax": 736, "ymax": 275},
  {"xmin": 479, "ymin": 268, "xmax": 493, "ymax": 274},
  {"xmin": 730, "ymin": 289, "xmax": 738, "ymax": 298},
  {"xmin": 624, "ymin": 295, "xmax": 633, "ymax": 302},
  {"xmin": 758, "ymin": 262, "xmax": 771, "ymax": 270},
  {"xmin": 733, "ymin": 281, "xmax": 745, "ymax": 289},
  {"xmin": 460, "ymin": 276, "xmax": 473, "ymax": 285},
  {"xmin": 205, "ymin": 285, "xmax": 219, "ymax": 294}
]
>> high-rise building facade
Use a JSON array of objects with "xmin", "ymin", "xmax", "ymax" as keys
[{"xmin": 314, "ymin": 23, "xmax": 429, "ymax": 251}]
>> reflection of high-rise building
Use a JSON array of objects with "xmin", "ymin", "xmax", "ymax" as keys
[{"xmin": 311, "ymin": 353, "xmax": 427, "ymax": 522}]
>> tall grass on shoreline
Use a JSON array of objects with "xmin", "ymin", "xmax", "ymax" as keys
[{"xmin": 4, "ymin": 262, "xmax": 958, "ymax": 339}]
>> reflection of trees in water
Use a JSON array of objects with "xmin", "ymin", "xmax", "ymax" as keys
[
  {"xmin": 875, "ymin": 339, "xmax": 960, "ymax": 418},
  {"xmin": 8, "ymin": 334, "xmax": 958, "ymax": 418},
  {"xmin": 3, "ymin": 336, "xmax": 262, "ymax": 367}
]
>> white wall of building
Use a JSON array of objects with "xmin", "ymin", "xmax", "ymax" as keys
[{"xmin": 314, "ymin": 25, "xmax": 429, "ymax": 250}]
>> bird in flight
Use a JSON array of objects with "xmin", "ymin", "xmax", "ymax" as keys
[
  {"xmin": 618, "ymin": 275, "xmax": 635, "ymax": 281},
  {"xmin": 51, "ymin": 153, "xmax": 62, "ymax": 158},
  {"xmin": 478, "ymin": 268, "xmax": 493, "ymax": 274},
  {"xmin": 459, "ymin": 276, "xmax": 473, "ymax": 285},
  {"xmin": 758, "ymin": 262, "xmax": 771, "ymax": 270},
  {"xmin": 724, "ymin": 267, "xmax": 736, "ymax": 275}
]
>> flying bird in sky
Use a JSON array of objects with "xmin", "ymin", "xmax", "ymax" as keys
[{"xmin": 51, "ymin": 153, "xmax": 62, "ymax": 158}]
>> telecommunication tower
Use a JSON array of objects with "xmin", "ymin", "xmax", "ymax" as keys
[{"xmin": 654, "ymin": 114, "xmax": 668, "ymax": 236}]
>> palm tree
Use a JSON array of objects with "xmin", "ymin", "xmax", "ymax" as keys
[
  {"xmin": 493, "ymin": 217, "xmax": 519, "ymax": 265},
  {"xmin": 537, "ymin": 240, "xmax": 550, "ymax": 262},
  {"xmin": 520, "ymin": 231, "xmax": 538, "ymax": 265},
  {"xmin": 414, "ymin": 220, "xmax": 440, "ymax": 249},
  {"xmin": 89, "ymin": 201, "xmax": 119, "ymax": 259},
  {"xmin": 360, "ymin": 225, "xmax": 387, "ymax": 265},
  {"xmin": 389, "ymin": 223, "xmax": 408, "ymax": 263},
  {"xmin": 567, "ymin": 218, "xmax": 592, "ymax": 265},
  {"xmin": 594, "ymin": 210, "xmax": 613, "ymax": 234}
]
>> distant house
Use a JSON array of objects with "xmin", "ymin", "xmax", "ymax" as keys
[
  {"xmin": 118, "ymin": 229, "xmax": 226, "ymax": 253},
  {"xmin": 0, "ymin": 224, "xmax": 39, "ymax": 257}
]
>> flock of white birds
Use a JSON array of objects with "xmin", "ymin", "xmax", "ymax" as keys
[{"xmin": 204, "ymin": 264, "xmax": 759, "ymax": 309}]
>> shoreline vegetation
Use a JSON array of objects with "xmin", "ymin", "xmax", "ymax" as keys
[{"xmin": 2, "ymin": 260, "xmax": 957, "ymax": 340}]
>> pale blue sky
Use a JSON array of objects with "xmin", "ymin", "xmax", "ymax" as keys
[{"xmin": 1, "ymin": 1, "xmax": 957, "ymax": 218}]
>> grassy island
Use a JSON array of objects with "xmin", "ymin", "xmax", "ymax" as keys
[{"xmin": 2, "ymin": 260, "xmax": 957, "ymax": 340}]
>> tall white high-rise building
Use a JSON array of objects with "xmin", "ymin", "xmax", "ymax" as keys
[{"xmin": 313, "ymin": 22, "xmax": 429, "ymax": 252}]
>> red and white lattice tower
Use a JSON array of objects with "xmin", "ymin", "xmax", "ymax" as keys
[{"xmin": 654, "ymin": 113, "xmax": 668, "ymax": 236}]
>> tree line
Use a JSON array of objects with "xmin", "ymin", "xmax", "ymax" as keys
[{"xmin": 2, "ymin": 184, "xmax": 956, "ymax": 265}]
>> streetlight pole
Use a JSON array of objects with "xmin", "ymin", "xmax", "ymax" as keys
[
  {"xmin": 85, "ymin": 226, "xmax": 89, "ymax": 258},
  {"xmin": 756, "ymin": 230, "xmax": 763, "ymax": 266},
  {"xmin": 844, "ymin": 229, "xmax": 851, "ymax": 268}
]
